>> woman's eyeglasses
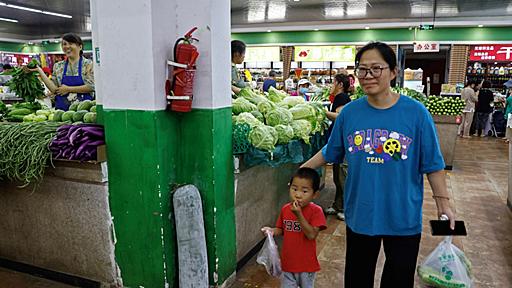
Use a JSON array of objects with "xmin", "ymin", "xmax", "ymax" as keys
[{"xmin": 355, "ymin": 66, "xmax": 389, "ymax": 78}]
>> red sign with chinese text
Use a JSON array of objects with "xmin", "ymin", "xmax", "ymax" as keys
[
  {"xmin": 469, "ymin": 45, "xmax": 512, "ymax": 62},
  {"xmin": 414, "ymin": 42, "xmax": 440, "ymax": 53}
]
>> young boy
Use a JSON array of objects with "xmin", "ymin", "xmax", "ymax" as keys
[{"xmin": 262, "ymin": 167, "xmax": 327, "ymax": 288}]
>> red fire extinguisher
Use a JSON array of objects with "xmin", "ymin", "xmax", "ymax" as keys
[{"xmin": 166, "ymin": 27, "xmax": 199, "ymax": 112}]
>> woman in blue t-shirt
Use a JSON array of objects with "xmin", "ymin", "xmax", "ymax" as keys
[{"xmin": 302, "ymin": 42, "xmax": 455, "ymax": 288}]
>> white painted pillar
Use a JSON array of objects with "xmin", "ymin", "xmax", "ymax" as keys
[{"xmin": 90, "ymin": 0, "xmax": 231, "ymax": 111}]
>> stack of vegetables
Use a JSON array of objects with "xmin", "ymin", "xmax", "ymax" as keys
[
  {"xmin": 232, "ymin": 87, "xmax": 328, "ymax": 152},
  {"xmin": 49, "ymin": 124, "xmax": 105, "ymax": 161},
  {"xmin": 0, "ymin": 122, "xmax": 61, "ymax": 187},
  {"xmin": 2, "ymin": 102, "xmax": 43, "ymax": 122},
  {"xmin": 352, "ymin": 86, "xmax": 464, "ymax": 116}
]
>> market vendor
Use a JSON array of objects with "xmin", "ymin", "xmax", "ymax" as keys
[
  {"xmin": 25, "ymin": 33, "xmax": 94, "ymax": 111},
  {"xmin": 297, "ymin": 79, "xmax": 312, "ymax": 100},
  {"xmin": 231, "ymin": 40, "xmax": 246, "ymax": 95}
]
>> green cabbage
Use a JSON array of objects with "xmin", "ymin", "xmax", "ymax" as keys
[
  {"xmin": 250, "ymin": 110, "xmax": 265, "ymax": 122},
  {"xmin": 248, "ymin": 125, "xmax": 278, "ymax": 152},
  {"xmin": 274, "ymin": 124, "xmax": 294, "ymax": 144},
  {"xmin": 265, "ymin": 107, "xmax": 293, "ymax": 126},
  {"xmin": 238, "ymin": 88, "xmax": 267, "ymax": 104},
  {"xmin": 267, "ymin": 86, "xmax": 288, "ymax": 103},
  {"xmin": 289, "ymin": 104, "xmax": 317, "ymax": 120},
  {"xmin": 232, "ymin": 97, "xmax": 257, "ymax": 115},
  {"xmin": 280, "ymin": 96, "xmax": 305, "ymax": 108},
  {"xmin": 291, "ymin": 120, "xmax": 312, "ymax": 144},
  {"xmin": 234, "ymin": 112, "xmax": 263, "ymax": 128},
  {"xmin": 257, "ymin": 100, "xmax": 276, "ymax": 116}
]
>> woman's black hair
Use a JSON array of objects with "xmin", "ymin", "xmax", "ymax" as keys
[
  {"xmin": 289, "ymin": 167, "xmax": 320, "ymax": 192},
  {"xmin": 2, "ymin": 64, "xmax": 12, "ymax": 70},
  {"xmin": 333, "ymin": 74, "xmax": 350, "ymax": 92},
  {"xmin": 482, "ymin": 80, "xmax": 492, "ymax": 89},
  {"xmin": 231, "ymin": 40, "xmax": 246, "ymax": 59},
  {"xmin": 269, "ymin": 70, "xmax": 277, "ymax": 77},
  {"xmin": 355, "ymin": 42, "xmax": 397, "ymax": 70},
  {"xmin": 62, "ymin": 33, "xmax": 84, "ymax": 56}
]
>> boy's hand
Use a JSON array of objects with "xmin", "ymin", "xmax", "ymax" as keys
[
  {"xmin": 261, "ymin": 227, "xmax": 274, "ymax": 236},
  {"xmin": 291, "ymin": 200, "xmax": 302, "ymax": 215}
]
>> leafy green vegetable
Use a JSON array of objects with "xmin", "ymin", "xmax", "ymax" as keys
[
  {"xmin": 274, "ymin": 124, "xmax": 294, "ymax": 144},
  {"xmin": 234, "ymin": 112, "xmax": 263, "ymax": 129},
  {"xmin": 248, "ymin": 125, "xmax": 278, "ymax": 152},
  {"xmin": 289, "ymin": 104, "xmax": 317, "ymax": 120},
  {"xmin": 267, "ymin": 86, "xmax": 288, "ymax": 103},
  {"xmin": 257, "ymin": 100, "xmax": 276, "ymax": 116},
  {"xmin": 6, "ymin": 67, "xmax": 45, "ymax": 103},
  {"xmin": 280, "ymin": 96, "xmax": 305, "ymax": 108},
  {"xmin": 250, "ymin": 110, "xmax": 264, "ymax": 122},
  {"xmin": 265, "ymin": 107, "xmax": 293, "ymax": 127},
  {"xmin": 352, "ymin": 86, "xmax": 366, "ymax": 100},
  {"xmin": 291, "ymin": 120, "xmax": 312, "ymax": 144},
  {"xmin": 232, "ymin": 97, "xmax": 257, "ymax": 115},
  {"xmin": 238, "ymin": 88, "xmax": 267, "ymax": 104}
]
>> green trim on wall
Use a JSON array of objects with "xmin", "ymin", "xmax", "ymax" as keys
[
  {"xmin": 179, "ymin": 107, "xmax": 236, "ymax": 285},
  {"xmin": 0, "ymin": 40, "xmax": 93, "ymax": 53},
  {"xmin": 232, "ymin": 27, "xmax": 512, "ymax": 45},
  {"xmin": 103, "ymin": 107, "xmax": 236, "ymax": 287},
  {"xmin": 103, "ymin": 110, "xmax": 179, "ymax": 287}
]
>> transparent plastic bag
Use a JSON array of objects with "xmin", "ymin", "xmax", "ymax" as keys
[
  {"xmin": 417, "ymin": 236, "xmax": 472, "ymax": 288},
  {"xmin": 256, "ymin": 232, "xmax": 282, "ymax": 277}
]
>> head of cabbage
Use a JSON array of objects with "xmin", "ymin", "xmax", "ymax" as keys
[
  {"xmin": 280, "ymin": 96, "xmax": 305, "ymax": 108},
  {"xmin": 257, "ymin": 100, "xmax": 276, "ymax": 116},
  {"xmin": 291, "ymin": 120, "xmax": 312, "ymax": 144},
  {"xmin": 250, "ymin": 110, "xmax": 264, "ymax": 122},
  {"xmin": 265, "ymin": 107, "xmax": 293, "ymax": 126},
  {"xmin": 248, "ymin": 125, "xmax": 278, "ymax": 152},
  {"xmin": 232, "ymin": 97, "xmax": 257, "ymax": 115},
  {"xmin": 234, "ymin": 112, "xmax": 263, "ymax": 129},
  {"xmin": 238, "ymin": 87, "xmax": 267, "ymax": 104},
  {"xmin": 267, "ymin": 86, "xmax": 288, "ymax": 103},
  {"xmin": 274, "ymin": 124, "xmax": 294, "ymax": 145}
]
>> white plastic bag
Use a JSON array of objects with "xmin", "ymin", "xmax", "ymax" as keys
[
  {"xmin": 256, "ymin": 232, "xmax": 282, "ymax": 277},
  {"xmin": 417, "ymin": 236, "xmax": 472, "ymax": 288}
]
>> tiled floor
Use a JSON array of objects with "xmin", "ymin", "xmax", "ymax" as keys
[
  {"xmin": 231, "ymin": 137, "xmax": 512, "ymax": 288},
  {"xmin": 0, "ymin": 137, "xmax": 509, "ymax": 287}
]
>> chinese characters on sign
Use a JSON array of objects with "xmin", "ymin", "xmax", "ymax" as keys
[
  {"xmin": 470, "ymin": 45, "xmax": 512, "ymax": 61},
  {"xmin": 294, "ymin": 46, "xmax": 356, "ymax": 62},
  {"xmin": 414, "ymin": 42, "xmax": 440, "ymax": 53}
]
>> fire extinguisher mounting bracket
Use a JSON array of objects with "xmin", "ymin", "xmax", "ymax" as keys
[{"xmin": 167, "ymin": 60, "xmax": 188, "ymax": 69}]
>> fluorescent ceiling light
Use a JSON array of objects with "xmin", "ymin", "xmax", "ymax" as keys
[
  {"xmin": 0, "ymin": 17, "xmax": 17, "ymax": 23},
  {"xmin": 365, "ymin": 26, "xmax": 370, "ymax": 30},
  {"xmin": 314, "ymin": 29, "xmax": 319, "ymax": 31},
  {"xmin": 2, "ymin": 3, "xmax": 72, "ymax": 18},
  {"xmin": 410, "ymin": 1, "xmax": 433, "ymax": 16},
  {"xmin": 267, "ymin": 30, "xmax": 272, "ymax": 32},
  {"xmin": 478, "ymin": 24, "xmax": 484, "ymax": 27},
  {"xmin": 508, "ymin": 3, "xmax": 512, "ymax": 13},
  {"xmin": 325, "ymin": 6, "xmax": 344, "ymax": 18},
  {"xmin": 247, "ymin": 4, "xmax": 265, "ymax": 23},
  {"xmin": 346, "ymin": 0, "xmax": 367, "ymax": 17},
  {"xmin": 437, "ymin": 4, "xmax": 458, "ymax": 15},
  {"xmin": 267, "ymin": 2, "xmax": 286, "ymax": 21}
]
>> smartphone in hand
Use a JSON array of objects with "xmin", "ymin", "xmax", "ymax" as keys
[{"xmin": 430, "ymin": 220, "xmax": 467, "ymax": 236}]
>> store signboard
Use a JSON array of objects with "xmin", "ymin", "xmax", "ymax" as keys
[
  {"xmin": 470, "ymin": 45, "xmax": 512, "ymax": 62},
  {"xmin": 294, "ymin": 46, "xmax": 355, "ymax": 62},
  {"xmin": 244, "ymin": 46, "xmax": 280, "ymax": 62},
  {"xmin": 413, "ymin": 42, "xmax": 440, "ymax": 53}
]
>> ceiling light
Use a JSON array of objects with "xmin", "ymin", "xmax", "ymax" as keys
[
  {"xmin": 0, "ymin": 17, "xmax": 18, "ymax": 23},
  {"xmin": 3, "ymin": 3, "xmax": 72, "ymax": 18},
  {"xmin": 267, "ymin": 2, "xmax": 286, "ymax": 21},
  {"xmin": 478, "ymin": 24, "xmax": 484, "ymax": 28},
  {"xmin": 294, "ymin": 0, "xmax": 300, "ymax": 2},
  {"xmin": 314, "ymin": 29, "xmax": 319, "ymax": 31},
  {"xmin": 247, "ymin": 4, "xmax": 265, "ymax": 23},
  {"xmin": 267, "ymin": 30, "xmax": 272, "ymax": 33},
  {"xmin": 365, "ymin": 26, "xmax": 370, "ymax": 30}
]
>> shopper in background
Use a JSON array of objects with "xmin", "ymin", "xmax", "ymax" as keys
[
  {"xmin": 25, "ymin": 33, "xmax": 94, "ymax": 111},
  {"xmin": 262, "ymin": 70, "xmax": 277, "ymax": 92},
  {"xmin": 475, "ymin": 80, "xmax": 494, "ymax": 137},
  {"xmin": 459, "ymin": 79, "xmax": 479, "ymax": 138},
  {"xmin": 297, "ymin": 79, "xmax": 312, "ymax": 100},
  {"xmin": 301, "ymin": 41, "xmax": 455, "ymax": 288},
  {"xmin": 231, "ymin": 40, "xmax": 246, "ymax": 94},
  {"xmin": 324, "ymin": 74, "xmax": 351, "ymax": 221}
]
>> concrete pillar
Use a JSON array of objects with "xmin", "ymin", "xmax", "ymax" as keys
[{"xmin": 90, "ymin": 0, "xmax": 235, "ymax": 286}]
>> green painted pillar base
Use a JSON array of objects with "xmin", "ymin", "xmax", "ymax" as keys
[{"xmin": 103, "ymin": 107, "xmax": 235, "ymax": 287}]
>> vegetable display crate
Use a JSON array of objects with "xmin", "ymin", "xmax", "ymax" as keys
[{"xmin": 432, "ymin": 115, "xmax": 458, "ymax": 170}]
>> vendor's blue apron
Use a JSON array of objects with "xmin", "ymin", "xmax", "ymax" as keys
[{"xmin": 55, "ymin": 57, "xmax": 93, "ymax": 111}]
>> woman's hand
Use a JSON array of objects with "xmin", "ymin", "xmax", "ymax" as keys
[
  {"xmin": 55, "ymin": 85, "xmax": 72, "ymax": 95},
  {"xmin": 22, "ymin": 66, "xmax": 41, "ymax": 74}
]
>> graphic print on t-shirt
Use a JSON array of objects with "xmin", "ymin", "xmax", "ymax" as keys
[
  {"xmin": 347, "ymin": 129, "xmax": 413, "ymax": 164},
  {"xmin": 283, "ymin": 220, "xmax": 302, "ymax": 232}
]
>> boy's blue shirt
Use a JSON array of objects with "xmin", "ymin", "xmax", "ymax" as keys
[{"xmin": 322, "ymin": 95, "xmax": 445, "ymax": 236}]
